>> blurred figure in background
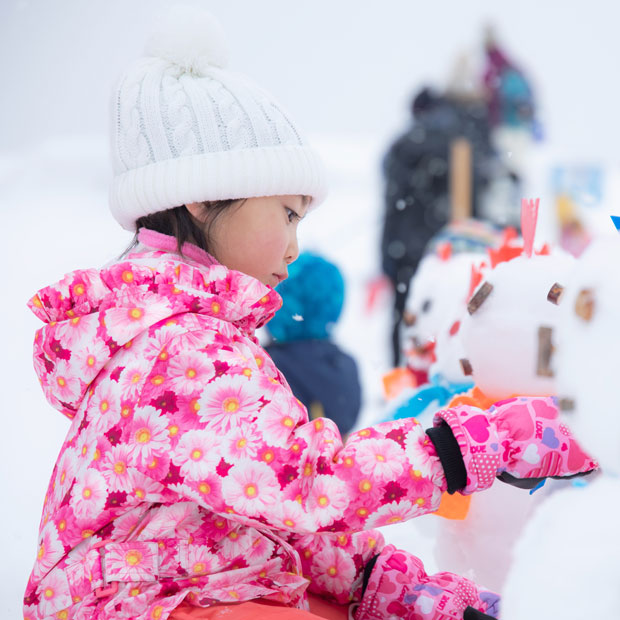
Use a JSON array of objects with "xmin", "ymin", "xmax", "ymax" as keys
[
  {"xmin": 481, "ymin": 26, "xmax": 541, "ymax": 226},
  {"xmin": 265, "ymin": 252, "xmax": 362, "ymax": 437},
  {"xmin": 380, "ymin": 28, "xmax": 539, "ymax": 367},
  {"xmin": 380, "ymin": 85, "xmax": 496, "ymax": 366}
]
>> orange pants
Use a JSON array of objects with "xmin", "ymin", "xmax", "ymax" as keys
[{"xmin": 170, "ymin": 594, "xmax": 349, "ymax": 620}]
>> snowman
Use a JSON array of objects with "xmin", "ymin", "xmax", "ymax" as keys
[
  {"xmin": 384, "ymin": 221, "xmax": 500, "ymax": 413},
  {"xmin": 501, "ymin": 234, "xmax": 619, "ymax": 619},
  {"xmin": 430, "ymin": 200, "xmax": 577, "ymax": 593}
]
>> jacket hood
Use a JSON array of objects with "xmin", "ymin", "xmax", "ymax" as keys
[{"xmin": 28, "ymin": 232, "xmax": 281, "ymax": 419}]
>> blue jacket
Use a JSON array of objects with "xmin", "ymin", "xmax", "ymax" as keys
[{"xmin": 265, "ymin": 339, "xmax": 361, "ymax": 435}]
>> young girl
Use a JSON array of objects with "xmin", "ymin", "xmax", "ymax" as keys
[{"xmin": 23, "ymin": 8, "xmax": 595, "ymax": 620}]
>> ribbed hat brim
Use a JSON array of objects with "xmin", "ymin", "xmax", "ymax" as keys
[{"xmin": 110, "ymin": 144, "xmax": 328, "ymax": 231}]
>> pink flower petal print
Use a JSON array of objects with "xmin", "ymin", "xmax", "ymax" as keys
[
  {"xmin": 126, "ymin": 406, "xmax": 171, "ymax": 467},
  {"xmin": 356, "ymin": 438, "xmax": 404, "ymax": 482},
  {"xmin": 32, "ymin": 522, "xmax": 64, "ymax": 580},
  {"xmin": 105, "ymin": 542, "xmax": 159, "ymax": 581},
  {"xmin": 365, "ymin": 500, "xmax": 421, "ymax": 528},
  {"xmin": 221, "ymin": 460, "xmax": 280, "ymax": 517},
  {"xmin": 308, "ymin": 475, "xmax": 349, "ymax": 527},
  {"xmin": 199, "ymin": 375, "xmax": 260, "ymax": 434},
  {"xmin": 168, "ymin": 351, "xmax": 214, "ymax": 395},
  {"xmin": 312, "ymin": 546, "xmax": 356, "ymax": 595},
  {"xmin": 71, "ymin": 468, "xmax": 107, "ymax": 520},
  {"xmin": 172, "ymin": 429, "xmax": 221, "ymax": 480}
]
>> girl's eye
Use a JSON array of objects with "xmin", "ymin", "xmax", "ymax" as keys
[{"xmin": 285, "ymin": 207, "xmax": 300, "ymax": 223}]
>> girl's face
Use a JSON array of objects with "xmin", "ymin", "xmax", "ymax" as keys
[{"xmin": 187, "ymin": 195, "xmax": 308, "ymax": 288}]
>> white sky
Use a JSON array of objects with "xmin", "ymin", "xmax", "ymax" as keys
[{"xmin": 1, "ymin": 0, "xmax": 619, "ymax": 162}]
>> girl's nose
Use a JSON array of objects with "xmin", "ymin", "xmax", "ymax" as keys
[{"xmin": 286, "ymin": 235, "xmax": 299, "ymax": 264}]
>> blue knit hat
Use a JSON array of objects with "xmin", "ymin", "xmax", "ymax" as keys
[{"xmin": 267, "ymin": 252, "xmax": 345, "ymax": 342}]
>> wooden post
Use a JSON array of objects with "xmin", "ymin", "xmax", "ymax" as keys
[{"xmin": 449, "ymin": 137, "xmax": 472, "ymax": 221}]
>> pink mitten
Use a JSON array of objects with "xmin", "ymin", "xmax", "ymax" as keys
[
  {"xmin": 354, "ymin": 545, "xmax": 499, "ymax": 620},
  {"xmin": 433, "ymin": 396, "xmax": 597, "ymax": 494}
]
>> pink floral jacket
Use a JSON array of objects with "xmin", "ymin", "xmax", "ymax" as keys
[{"xmin": 24, "ymin": 230, "xmax": 447, "ymax": 620}]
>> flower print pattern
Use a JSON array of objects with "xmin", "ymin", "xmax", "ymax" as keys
[
  {"xmin": 221, "ymin": 460, "xmax": 281, "ymax": 517},
  {"xmin": 274, "ymin": 500, "xmax": 313, "ymax": 534},
  {"xmin": 37, "ymin": 570, "xmax": 72, "ymax": 617},
  {"xmin": 311, "ymin": 546, "xmax": 356, "ymax": 595},
  {"xmin": 167, "ymin": 351, "xmax": 214, "ymax": 396},
  {"xmin": 88, "ymin": 384, "xmax": 121, "ymax": 434},
  {"xmin": 172, "ymin": 429, "xmax": 220, "ymax": 479},
  {"xmin": 118, "ymin": 365, "xmax": 148, "ymax": 401},
  {"xmin": 355, "ymin": 438, "xmax": 405, "ymax": 482},
  {"xmin": 100, "ymin": 444, "xmax": 135, "ymax": 492},
  {"xmin": 198, "ymin": 374, "xmax": 261, "ymax": 433},
  {"xmin": 254, "ymin": 390, "xmax": 303, "ymax": 447},
  {"xmin": 103, "ymin": 291, "xmax": 173, "ymax": 345},
  {"xmin": 70, "ymin": 468, "xmax": 108, "ymax": 520},
  {"xmin": 307, "ymin": 475, "xmax": 349, "ymax": 528},
  {"xmin": 32, "ymin": 522, "xmax": 65, "ymax": 580},
  {"xmin": 24, "ymin": 240, "xmax": 458, "ymax": 619},
  {"xmin": 364, "ymin": 499, "xmax": 421, "ymax": 528},
  {"xmin": 226, "ymin": 426, "xmax": 262, "ymax": 460},
  {"xmin": 105, "ymin": 542, "xmax": 159, "ymax": 582},
  {"xmin": 186, "ymin": 544, "xmax": 216, "ymax": 577},
  {"xmin": 126, "ymin": 406, "xmax": 171, "ymax": 468},
  {"xmin": 74, "ymin": 339, "xmax": 111, "ymax": 384},
  {"xmin": 243, "ymin": 533, "xmax": 276, "ymax": 565}
]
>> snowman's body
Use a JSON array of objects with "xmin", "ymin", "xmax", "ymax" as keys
[
  {"xmin": 431, "ymin": 250, "xmax": 575, "ymax": 594},
  {"xmin": 502, "ymin": 237, "xmax": 620, "ymax": 619}
]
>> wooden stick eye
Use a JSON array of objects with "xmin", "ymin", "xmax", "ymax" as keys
[
  {"xmin": 547, "ymin": 282, "xmax": 564, "ymax": 305},
  {"xmin": 467, "ymin": 282, "xmax": 493, "ymax": 315},
  {"xmin": 536, "ymin": 326, "xmax": 554, "ymax": 377},
  {"xmin": 459, "ymin": 358, "xmax": 473, "ymax": 376},
  {"xmin": 575, "ymin": 289, "xmax": 595, "ymax": 321}
]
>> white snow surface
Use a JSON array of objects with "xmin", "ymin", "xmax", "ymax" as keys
[{"xmin": 502, "ymin": 476, "xmax": 620, "ymax": 619}]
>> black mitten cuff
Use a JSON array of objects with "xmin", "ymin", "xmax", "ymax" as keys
[
  {"xmin": 426, "ymin": 422, "xmax": 467, "ymax": 494},
  {"xmin": 361, "ymin": 554, "xmax": 379, "ymax": 595},
  {"xmin": 464, "ymin": 605, "xmax": 498, "ymax": 619}
]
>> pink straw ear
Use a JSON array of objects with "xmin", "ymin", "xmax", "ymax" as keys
[{"xmin": 521, "ymin": 197, "xmax": 540, "ymax": 258}]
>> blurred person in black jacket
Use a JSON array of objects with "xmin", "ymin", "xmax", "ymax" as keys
[{"xmin": 381, "ymin": 86, "xmax": 501, "ymax": 367}]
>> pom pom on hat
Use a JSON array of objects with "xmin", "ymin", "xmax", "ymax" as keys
[
  {"xmin": 145, "ymin": 5, "xmax": 230, "ymax": 75},
  {"xmin": 268, "ymin": 253, "xmax": 345, "ymax": 342}
]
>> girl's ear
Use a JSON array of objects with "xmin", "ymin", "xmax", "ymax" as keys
[{"xmin": 185, "ymin": 202, "xmax": 205, "ymax": 222}]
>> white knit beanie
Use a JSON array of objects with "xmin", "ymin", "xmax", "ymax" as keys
[{"xmin": 109, "ymin": 6, "xmax": 327, "ymax": 231}]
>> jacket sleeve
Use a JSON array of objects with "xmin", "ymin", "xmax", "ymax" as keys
[
  {"xmin": 134, "ymin": 327, "xmax": 450, "ymax": 537},
  {"xmin": 286, "ymin": 529, "xmax": 385, "ymax": 605}
]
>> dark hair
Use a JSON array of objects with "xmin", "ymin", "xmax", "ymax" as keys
[{"xmin": 122, "ymin": 200, "xmax": 239, "ymax": 258}]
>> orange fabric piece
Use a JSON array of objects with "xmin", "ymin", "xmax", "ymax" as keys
[
  {"xmin": 433, "ymin": 490, "xmax": 472, "ymax": 520},
  {"xmin": 169, "ymin": 595, "xmax": 349, "ymax": 620},
  {"xmin": 447, "ymin": 386, "xmax": 497, "ymax": 411},
  {"xmin": 382, "ymin": 367, "xmax": 418, "ymax": 400}
]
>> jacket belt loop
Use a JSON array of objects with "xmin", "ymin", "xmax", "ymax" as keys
[{"xmin": 91, "ymin": 539, "xmax": 120, "ymax": 599}]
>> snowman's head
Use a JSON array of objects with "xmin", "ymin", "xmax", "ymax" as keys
[
  {"xmin": 403, "ymin": 252, "xmax": 484, "ymax": 358},
  {"xmin": 460, "ymin": 251, "xmax": 575, "ymax": 401},
  {"xmin": 555, "ymin": 236, "xmax": 620, "ymax": 475}
]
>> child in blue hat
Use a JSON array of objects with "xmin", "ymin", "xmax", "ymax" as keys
[{"xmin": 265, "ymin": 252, "xmax": 361, "ymax": 436}]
